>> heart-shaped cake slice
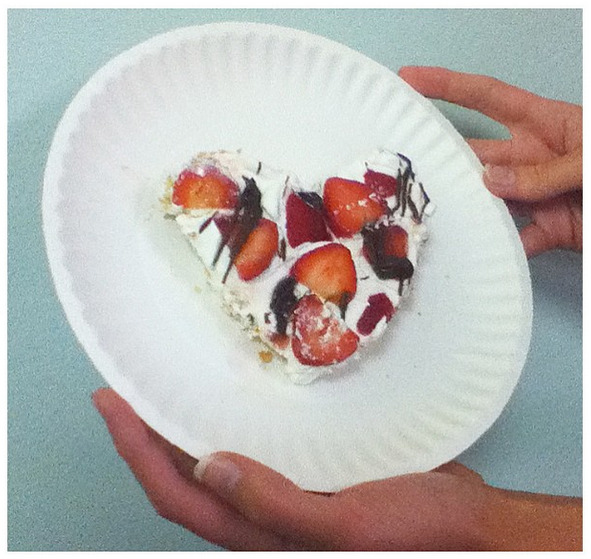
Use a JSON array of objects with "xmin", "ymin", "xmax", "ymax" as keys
[{"xmin": 162, "ymin": 149, "xmax": 431, "ymax": 383}]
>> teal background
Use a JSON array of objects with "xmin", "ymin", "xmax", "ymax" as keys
[{"xmin": 8, "ymin": 9, "xmax": 582, "ymax": 551}]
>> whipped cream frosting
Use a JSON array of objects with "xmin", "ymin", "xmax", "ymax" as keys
[{"xmin": 163, "ymin": 149, "xmax": 431, "ymax": 383}]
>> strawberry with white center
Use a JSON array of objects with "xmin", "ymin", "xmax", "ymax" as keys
[
  {"xmin": 172, "ymin": 168, "xmax": 239, "ymax": 210},
  {"xmin": 291, "ymin": 294, "xmax": 359, "ymax": 366},
  {"xmin": 323, "ymin": 177, "xmax": 388, "ymax": 237},
  {"xmin": 290, "ymin": 243, "xmax": 357, "ymax": 306}
]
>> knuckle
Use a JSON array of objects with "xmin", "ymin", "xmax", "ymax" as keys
[{"xmin": 517, "ymin": 165, "xmax": 546, "ymax": 200}]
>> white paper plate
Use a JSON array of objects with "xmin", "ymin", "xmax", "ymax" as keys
[{"xmin": 43, "ymin": 22, "xmax": 532, "ymax": 492}]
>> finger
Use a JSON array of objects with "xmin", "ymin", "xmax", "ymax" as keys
[
  {"xmin": 194, "ymin": 452, "xmax": 340, "ymax": 548},
  {"xmin": 398, "ymin": 66, "xmax": 542, "ymax": 125},
  {"xmin": 517, "ymin": 192, "xmax": 582, "ymax": 257},
  {"xmin": 93, "ymin": 388, "xmax": 200, "ymax": 505},
  {"xmin": 467, "ymin": 139, "xmax": 515, "ymax": 166},
  {"xmin": 92, "ymin": 389, "xmax": 287, "ymax": 550},
  {"xmin": 433, "ymin": 462, "xmax": 484, "ymax": 483},
  {"xmin": 468, "ymin": 138, "xmax": 563, "ymax": 168},
  {"xmin": 504, "ymin": 200, "xmax": 532, "ymax": 219},
  {"xmin": 483, "ymin": 146, "xmax": 582, "ymax": 202},
  {"xmin": 519, "ymin": 222, "xmax": 556, "ymax": 258},
  {"xmin": 144, "ymin": 425, "xmax": 198, "ymax": 482}
]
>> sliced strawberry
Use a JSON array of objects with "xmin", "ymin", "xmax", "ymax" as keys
[
  {"xmin": 383, "ymin": 225, "xmax": 408, "ymax": 258},
  {"xmin": 291, "ymin": 294, "xmax": 359, "ymax": 366},
  {"xmin": 362, "ymin": 223, "xmax": 408, "ymax": 261},
  {"xmin": 233, "ymin": 218, "xmax": 279, "ymax": 281},
  {"xmin": 291, "ymin": 243, "xmax": 356, "ymax": 305},
  {"xmin": 323, "ymin": 177, "xmax": 387, "ymax": 237},
  {"xmin": 364, "ymin": 169, "xmax": 398, "ymax": 199},
  {"xmin": 172, "ymin": 168, "xmax": 239, "ymax": 210},
  {"xmin": 356, "ymin": 293, "xmax": 396, "ymax": 336},
  {"xmin": 362, "ymin": 223, "xmax": 414, "ymax": 281},
  {"xmin": 285, "ymin": 191, "xmax": 331, "ymax": 247}
]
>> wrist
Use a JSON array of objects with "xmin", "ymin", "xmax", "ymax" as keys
[{"xmin": 483, "ymin": 485, "xmax": 582, "ymax": 551}]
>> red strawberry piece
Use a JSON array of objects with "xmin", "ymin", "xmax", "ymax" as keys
[
  {"xmin": 233, "ymin": 218, "xmax": 279, "ymax": 281},
  {"xmin": 291, "ymin": 243, "xmax": 357, "ymax": 305},
  {"xmin": 364, "ymin": 168, "xmax": 398, "ymax": 199},
  {"xmin": 323, "ymin": 177, "xmax": 387, "ymax": 237},
  {"xmin": 285, "ymin": 191, "xmax": 331, "ymax": 247},
  {"xmin": 172, "ymin": 168, "xmax": 239, "ymax": 210},
  {"xmin": 291, "ymin": 294, "xmax": 359, "ymax": 366},
  {"xmin": 356, "ymin": 293, "xmax": 396, "ymax": 336},
  {"xmin": 362, "ymin": 223, "xmax": 413, "ymax": 281},
  {"xmin": 383, "ymin": 225, "xmax": 408, "ymax": 258}
]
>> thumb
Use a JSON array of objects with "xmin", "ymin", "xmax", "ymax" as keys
[
  {"xmin": 483, "ymin": 147, "xmax": 582, "ymax": 202},
  {"xmin": 193, "ymin": 452, "xmax": 337, "ymax": 545}
]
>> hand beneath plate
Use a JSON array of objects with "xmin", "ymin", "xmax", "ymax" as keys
[
  {"xmin": 93, "ymin": 388, "xmax": 581, "ymax": 551},
  {"xmin": 398, "ymin": 66, "xmax": 582, "ymax": 258}
]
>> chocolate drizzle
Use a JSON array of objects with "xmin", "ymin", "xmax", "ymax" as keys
[
  {"xmin": 270, "ymin": 276, "xmax": 299, "ymax": 335},
  {"xmin": 392, "ymin": 153, "xmax": 429, "ymax": 223},
  {"xmin": 362, "ymin": 225, "xmax": 414, "ymax": 283},
  {"xmin": 296, "ymin": 191, "xmax": 324, "ymax": 211},
  {"xmin": 338, "ymin": 292, "xmax": 352, "ymax": 320},
  {"xmin": 212, "ymin": 177, "xmax": 263, "ymax": 283},
  {"xmin": 418, "ymin": 182, "xmax": 431, "ymax": 221},
  {"xmin": 406, "ymin": 185, "xmax": 419, "ymax": 221},
  {"xmin": 393, "ymin": 154, "xmax": 412, "ymax": 218},
  {"xmin": 278, "ymin": 238, "xmax": 287, "ymax": 261},
  {"xmin": 198, "ymin": 212, "xmax": 216, "ymax": 234}
]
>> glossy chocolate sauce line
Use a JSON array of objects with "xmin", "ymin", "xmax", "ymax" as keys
[
  {"xmin": 198, "ymin": 212, "xmax": 217, "ymax": 234},
  {"xmin": 406, "ymin": 182, "xmax": 421, "ymax": 223},
  {"xmin": 361, "ymin": 226, "xmax": 415, "ymax": 283},
  {"xmin": 297, "ymin": 191, "xmax": 324, "ymax": 211},
  {"xmin": 392, "ymin": 154, "xmax": 429, "ymax": 223},
  {"xmin": 418, "ymin": 182, "xmax": 431, "ymax": 221},
  {"xmin": 270, "ymin": 276, "xmax": 298, "ymax": 335},
  {"xmin": 393, "ymin": 157, "xmax": 413, "ymax": 218},
  {"xmin": 278, "ymin": 238, "xmax": 287, "ymax": 261},
  {"xmin": 211, "ymin": 177, "xmax": 263, "ymax": 283}
]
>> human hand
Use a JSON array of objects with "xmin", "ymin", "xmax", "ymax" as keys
[
  {"xmin": 398, "ymin": 66, "xmax": 582, "ymax": 258},
  {"xmin": 92, "ymin": 388, "xmax": 490, "ymax": 550},
  {"xmin": 93, "ymin": 388, "xmax": 581, "ymax": 551}
]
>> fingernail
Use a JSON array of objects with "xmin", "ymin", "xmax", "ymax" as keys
[
  {"xmin": 193, "ymin": 454, "xmax": 241, "ymax": 497},
  {"xmin": 483, "ymin": 165, "xmax": 516, "ymax": 196}
]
